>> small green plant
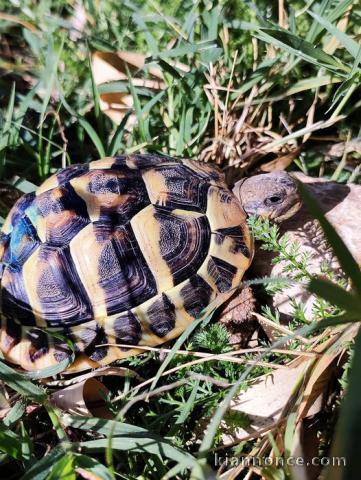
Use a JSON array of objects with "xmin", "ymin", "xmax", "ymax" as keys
[
  {"xmin": 249, "ymin": 215, "xmax": 313, "ymax": 281},
  {"xmin": 193, "ymin": 324, "xmax": 232, "ymax": 354},
  {"xmin": 248, "ymin": 214, "xmax": 346, "ymax": 327}
]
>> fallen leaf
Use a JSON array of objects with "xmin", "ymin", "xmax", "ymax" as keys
[
  {"xmin": 50, "ymin": 378, "xmax": 112, "ymax": 418},
  {"xmin": 92, "ymin": 51, "xmax": 165, "ymax": 125},
  {"xmin": 222, "ymin": 325, "xmax": 357, "ymax": 449},
  {"xmin": 49, "ymin": 366, "xmax": 143, "ymax": 418},
  {"xmin": 260, "ymin": 147, "xmax": 301, "ymax": 172},
  {"xmin": 43, "ymin": 365, "xmax": 143, "ymax": 386},
  {"xmin": 222, "ymin": 361, "xmax": 310, "ymax": 446},
  {"xmin": 296, "ymin": 324, "xmax": 357, "ymax": 422},
  {"xmin": 289, "ymin": 325, "xmax": 358, "ymax": 480}
]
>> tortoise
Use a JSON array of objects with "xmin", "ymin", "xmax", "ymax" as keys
[{"xmin": 0, "ymin": 154, "xmax": 300, "ymax": 372}]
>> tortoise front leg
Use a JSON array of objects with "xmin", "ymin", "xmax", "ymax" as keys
[{"xmin": 218, "ymin": 286, "xmax": 257, "ymax": 348}]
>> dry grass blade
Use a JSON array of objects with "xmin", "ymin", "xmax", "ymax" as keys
[
  {"xmin": 257, "ymin": 116, "xmax": 345, "ymax": 156},
  {"xmin": 105, "ymin": 343, "xmax": 319, "ymax": 358},
  {"xmin": 0, "ymin": 12, "xmax": 38, "ymax": 32},
  {"xmin": 295, "ymin": 324, "xmax": 358, "ymax": 422},
  {"xmin": 112, "ymin": 352, "xmax": 289, "ymax": 404},
  {"xmin": 44, "ymin": 366, "xmax": 143, "ymax": 387},
  {"xmin": 252, "ymin": 312, "xmax": 312, "ymax": 345},
  {"xmin": 302, "ymin": 79, "xmax": 320, "ymax": 143}
]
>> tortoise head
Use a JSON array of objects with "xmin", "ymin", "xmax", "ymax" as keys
[{"xmin": 232, "ymin": 171, "xmax": 301, "ymax": 222}]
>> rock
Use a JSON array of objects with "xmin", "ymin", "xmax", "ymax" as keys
[{"xmin": 251, "ymin": 173, "xmax": 361, "ymax": 320}]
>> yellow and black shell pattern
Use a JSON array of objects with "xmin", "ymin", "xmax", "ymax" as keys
[{"xmin": 0, "ymin": 155, "xmax": 253, "ymax": 372}]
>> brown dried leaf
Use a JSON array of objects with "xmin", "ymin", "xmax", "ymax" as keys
[
  {"xmin": 296, "ymin": 325, "xmax": 357, "ymax": 421},
  {"xmin": 222, "ymin": 361, "xmax": 310, "ymax": 445},
  {"xmin": 50, "ymin": 378, "xmax": 112, "ymax": 418},
  {"xmin": 222, "ymin": 326, "xmax": 356, "ymax": 448},
  {"xmin": 92, "ymin": 51, "xmax": 165, "ymax": 124},
  {"xmin": 92, "ymin": 51, "xmax": 163, "ymax": 81},
  {"xmin": 49, "ymin": 366, "xmax": 143, "ymax": 418},
  {"xmin": 260, "ymin": 146, "xmax": 302, "ymax": 172}
]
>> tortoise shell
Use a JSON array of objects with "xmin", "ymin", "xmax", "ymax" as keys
[{"xmin": 0, "ymin": 155, "xmax": 253, "ymax": 371}]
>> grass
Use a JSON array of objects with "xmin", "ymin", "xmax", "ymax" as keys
[{"xmin": 0, "ymin": 0, "xmax": 360, "ymax": 478}]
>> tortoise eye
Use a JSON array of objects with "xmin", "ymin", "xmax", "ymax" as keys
[{"xmin": 265, "ymin": 194, "xmax": 283, "ymax": 206}]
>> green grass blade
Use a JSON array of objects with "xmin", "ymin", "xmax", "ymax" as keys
[
  {"xmin": 76, "ymin": 117, "xmax": 106, "ymax": 158},
  {"xmin": 39, "ymin": 36, "xmax": 63, "ymax": 128},
  {"xmin": 126, "ymin": 65, "xmax": 150, "ymax": 143},
  {"xmin": 73, "ymin": 454, "xmax": 114, "ymax": 480},
  {"xmin": 88, "ymin": 48, "xmax": 101, "ymax": 121},
  {"xmin": 141, "ymin": 89, "xmax": 166, "ymax": 116},
  {"xmin": 149, "ymin": 299, "xmax": 222, "ymax": 391},
  {"xmin": 10, "ymin": 176, "xmax": 38, "ymax": 194},
  {"xmin": 154, "ymin": 40, "xmax": 217, "ymax": 59},
  {"xmin": 328, "ymin": 75, "xmax": 358, "ymax": 114},
  {"xmin": 62, "ymin": 414, "xmax": 161, "ymax": 434},
  {"xmin": 14, "ymin": 82, "xmax": 39, "ymax": 141},
  {"xmin": 3, "ymin": 401, "xmax": 25, "ymax": 427},
  {"xmin": 87, "ymin": 46, "xmax": 105, "ymax": 146},
  {"xmin": 60, "ymin": 94, "xmax": 106, "ymax": 158},
  {"xmin": 325, "ymin": 327, "xmax": 361, "ymax": 479},
  {"xmin": 307, "ymin": 10, "xmax": 360, "ymax": 59},
  {"xmin": 77, "ymin": 438, "xmax": 194, "ymax": 467},
  {"xmin": 255, "ymin": 28, "xmax": 349, "ymax": 74},
  {"xmin": 131, "ymin": 11, "xmax": 159, "ymax": 54},
  {"xmin": 64, "ymin": 414, "xmax": 196, "ymax": 466},
  {"xmin": 285, "ymin": 75, "xmax": 342, "ymax": 95},
  {"xmin": 350, "ymin": 45, "xmax": 361, "ymax": 76},
  {"xmin": 155, "ymin": 58, "xmax": 183, "ymax": 78},
  {"xmin": 326, "ymin": 0, "xmax": 354, "ymax": 24},
  {"xmin": 21, "ymin": 446, "xmax": 68, "ymax": 480},
  {"xmin": 176, "ymin": 106, "xmax": 186, "ymax": 155},
  {"xmin": 304, "ymin": 0, "xmax": 330, "ymax": 43},
  {"xmin": 20, "ymin": 421, "xmax": 33, "ymax": 463},
  {"xmin": 0, "ymin": 425, "xmax": 23, "ymax": 460},
  {"xmin": 47, "ymin": 453, "xmax": 76, "ymax": 480},
  {"xmin": 0, "ymin": 361, "xmax": 46, "ymax": 402},
  {"xmin": 3, "ymin": 82, "xmax": 15, "ymax": 134},
  {"xmin": 24, "ymin": 353, "xmax": 75, "ymax": 379},
  {"xmin": 107, "ymin": 110, "xmax": 133, "ymax": 156},
  {"xmin": 308, "ymin": 277, "xmax": 361, "ymax": 315},
  {"xmin": 21, "ymin": 331, "xmax": 75, "ymax": 379},
  {"xmin": 97, "ymin": 81, "xmax": 129, "ymax": 95},
  {"xmin": 0, "ymin": 82, "xmax": 15, "ymax": 153}
]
